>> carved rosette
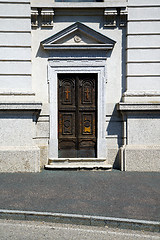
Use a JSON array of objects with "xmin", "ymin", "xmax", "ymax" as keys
[{"xmin": 74, "ymin": 35, "xmax": 81, "ymax": 43}]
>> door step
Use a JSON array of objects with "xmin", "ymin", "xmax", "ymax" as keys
[{"xmin": 45, "ymin": 158, "xmax": 112, "ymax": 170}]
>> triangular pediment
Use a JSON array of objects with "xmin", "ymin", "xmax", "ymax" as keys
[{"xmin": 41, "ymin": 22, "xmax": 115, "ymax": 50}]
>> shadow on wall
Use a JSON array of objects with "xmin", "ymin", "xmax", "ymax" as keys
[
  {"xmin": 121, "ymin": 24, "xmax": 127, "ymax": 96},
  {"xmin": 36, "ymin": 44, "xmax": 112, "ymax": 59},
  {"xmin": 106, "ymin": 105, "xmax": 122, "ymax": 170},
  {"xmin": 36, "ymin": 44, "xmax": 49, "ymax": 58},
  {"xmin": 103, "ymin": 19, "xmax": 127, "ymax": 97}
]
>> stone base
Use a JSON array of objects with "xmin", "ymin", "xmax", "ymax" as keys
[
  {"xmin": 107, "ymin": 148, "xmax": 120, "ymax": 169},
  {"xmin": 0, "ymin": 146, "xmax": 40, "ymax": 172},
  {"xmin": 39, "ymin": 145, "xmax": 48, "ymax": 169},
  {"xmin": 120, "ymin": 145, "xmax": 160, "ymax": 172}
]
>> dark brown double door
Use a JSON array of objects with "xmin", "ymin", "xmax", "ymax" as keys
[{"xmin": 58, "ymin": 73, "xmax": 97, "ymax": 158}]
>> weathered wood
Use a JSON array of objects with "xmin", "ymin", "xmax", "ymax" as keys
[{"xmin": 58, "ymin": 73, "xmax": 97, "ymax": 158}]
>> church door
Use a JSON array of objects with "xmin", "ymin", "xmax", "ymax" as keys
[{"xmin": 58, "ymin": 73, "xmax": 97, "ymax": 158}]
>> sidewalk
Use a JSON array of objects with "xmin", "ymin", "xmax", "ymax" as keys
[{"xmin": 0, "ymin": 170, "xmax": 159, "ymax": 223}]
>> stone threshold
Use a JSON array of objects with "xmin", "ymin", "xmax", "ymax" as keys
[
  {"xmin": 45, "ymin": 158, "xmax": 112, "ymax": 170},
  {"xmin": 45, "ymin": 164, "xmax": 112, "ymax": 170},
  {"xmin": 49, "ymin": 158, "xmax": 107, "ymax": 162}
]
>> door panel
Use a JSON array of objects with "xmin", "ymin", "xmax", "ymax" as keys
[{"xmin": 58, "ymin": 73, "xmax": 97, "ymax": 158}]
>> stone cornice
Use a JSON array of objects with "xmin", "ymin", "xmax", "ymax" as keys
[
  {"xmin": 43, "ymin": 44, "xmax": 114, "ymax": 50},
  {"xmin": 117, "ymin": 103, "xmax": 160, "ymax": 111},
  {"xmin": 123, "ymin": 91, "xmax": 160, "ymax": 97},
  {"xmin": 0, "ymin": 102, "xmax": 42, "ymax": 111},
  {"xmin": 0, "ymin": 91, "xmax": 35, "ymax": 96},
  {"xmin": 31, "ymin": 1, "xmax": 127, "ymax": 9},
  {"xmin": 41, "ymin": 22, "xmax": 115, "ymax": 51}
]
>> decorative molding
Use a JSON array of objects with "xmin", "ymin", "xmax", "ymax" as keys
[
  {"xmin": 42, "ymin": 45, "xmax": 115, "ymax": 50},
  {"xmin": 31, "ymin": 9, "xmax": 38, "ymax": 27},
  {"xmin": 0, "ymin": 102, "xmax": 42, "ymax": 111},
  {"xmin": 31, "ymin": 8, "xmax": 54, "ymax": 28},
  {"xmin": 123, "ymin": 91, "xmax": 160, "ymax": 97},
  {"xmin": 104, "ymin": 7, "xmax": 127, "ymax": 27},
  {"xmin": 41, "ymin": 22, "xmax": 115, "ymax": 51},
  {"xmin": 117, "ymin": 103, "xmax": 160, "ymax": 111},
  {"xmin": 120, "ymin": 8, "xmax": 127, "ymax": 27},
  {"xmin": 48, "ymin": 58, "xmax": 107, "ymax": 159},
  {"xmin": 48, "ymin": 57, "xmax": 106, "ymax": 61},
  {"xmin": 104, "ymin": 9, "xmax": 117, "ymax": 27},
  {"xmin": 74, "ymin": 35, "xmax": 81, "ymax": 43},
  {"xmin": 31, "ymin": 2, "xmax": 127, "ymax": 8},
  {"xmin": 41, "ymin": 9, "xmax": 54, "ymax": 27},
  {"xmin": 0, "ymin": 91, "xmax": 35, "ymax": 96}
]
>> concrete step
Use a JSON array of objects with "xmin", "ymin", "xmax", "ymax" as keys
[
  {"xmin": 45, "ymin": 158, "xmax": 112, "ymax": 170},
  {"xmin": 45, "ymin": 164, "xmax": 112, "ymax": 170}
]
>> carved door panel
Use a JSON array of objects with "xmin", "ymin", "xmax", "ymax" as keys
[{"xmin": 58, "ymin": 73, "xmax": 97, "ymax": 158}]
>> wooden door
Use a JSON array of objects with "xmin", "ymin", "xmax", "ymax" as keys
[{"xmin": 58, "ymin": 73, "xmax": 97, "ymax": 158}]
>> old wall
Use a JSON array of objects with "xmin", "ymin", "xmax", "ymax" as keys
[
  {"xmin": 0, "ymin": 0, "xmax": 32, "ymax": 92},
  {"xmin": 0, "ymin": 0, "xmax": 41, "ymax": 172},
  {"xmin": 3, "ymin": 0, "xmax": 160, "ymax": 171},
  {"xmin": 30, "ymin": 2, "xmax": 127, "ymax": 168},
  {"xmin": 119, "ymin": 0, "xmax": 160, "ymax": 171},
  {"xmin": 125, "ymin": 0, "xmax": 160, "ymax": 102}
]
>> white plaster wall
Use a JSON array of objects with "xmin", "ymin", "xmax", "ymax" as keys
[
  {"xmin": 0, "ymin": 33, "xmax": 31, "ymax": 46},
  {"xmin": 128, "ymin": 77, "xmax": 160, "ymax": 91},
  {"xmin": 0, "ymin": 76, "xmax": 32, "ymax": 90},
  {"xmin": 2, "ymin": 0, "xmax": 29, "ymax": 2},
  {"xmin": 128, "ymin": 7, "xmax": 160, "ymax": 20},
  {"xmin": 105, "ymin": 28, "xmax": 124, "ymax": 104},
  {"xmin": 0, "ymin": 0, "xmax": 32, "ymax": 92},
  {"xmin": 31, "ymin": 0, "xmax": 53, "ymax": 5},
  {"xmin": 0, "ymin": 62, "xmax": 31, "ymax": 75},
  {"xmin": 0, "ymin": 19, "xmax": 31, "ymax": 31},
  {"xmin": 128, "ymin": 49, "xmax": 160, "ymax": 62},
  {"xmin": 128, "ymin": 35, "xmax": 160, "ymax": 48},
  {"xmin": 128, "ymin": 22, "xmax": 160, "ymax": 35},
  {"xmin": 126, "ymin": 1, "xmax": 160, "ymax": 95},
  {"xmin": 0, "ymin": 48, "xmax": 31, "ymax": 61},
  {"xmin": 128, "ymin": 0, "xmax": 160, "ymax": 7},
  {"xmin": 0, "ymin": 3, "xmax": 30, "ymax": 17},
  {"xmin": 128, "ymin": 63, "xmax": 160, "ymax": 76},
  {"xmin": 31, "ymin": 30, "xmax": 49, "ymax": 103}
]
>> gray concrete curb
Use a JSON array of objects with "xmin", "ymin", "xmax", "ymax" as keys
[{"xmin": 0, "ymin": 209, "xmax": 160, "ymax": 232}]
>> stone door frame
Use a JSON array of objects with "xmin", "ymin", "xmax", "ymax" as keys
[{"xmin": 48, "ymin": 57, "xmax": 107, "ymax": 160}]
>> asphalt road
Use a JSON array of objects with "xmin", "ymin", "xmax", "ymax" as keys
[
  {"xmin": 0, "ymin": 170, "xmax": 160, "ymax": 221},
  {"xmin": 0, "ymin": 219, "xmax": 160, "ymax": 240}
]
